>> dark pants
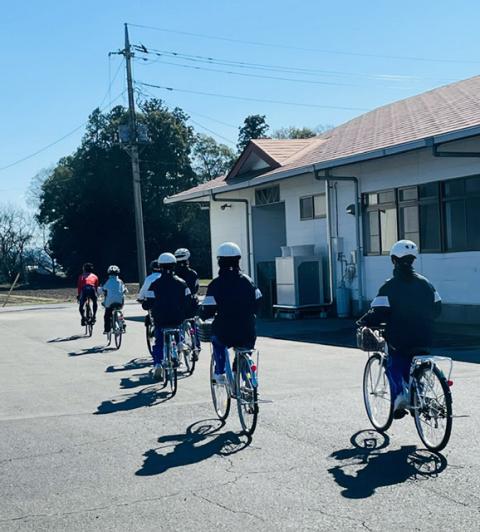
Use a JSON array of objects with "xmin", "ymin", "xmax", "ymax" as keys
[
  {"xmin": 79, "ymin": 287, "xmax": 97, "ymax": 318},
  {"xmin": 104, "ymin": 303, "xmax": 123, "ymax": 332},
  {"xmin": 152, "ymin": 326, "xmax": 180, "ymax": 365},
  {"xmin": 387, "ymin": 346, "xmax": 428, "ymax": 400},
  {"xmin": 211, "ymin": 335, "xmax": 228, "ymax": 374}
]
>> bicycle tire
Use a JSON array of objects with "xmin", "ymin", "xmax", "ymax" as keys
[
  {"xmin": 363, "ymin": 353, "xmax": 394, "ymax": 432},
  {"xmin": 146, "ymin": 321, "xmax": 155, "ymax": 356},
  {"xmin": 235, "ymin": 352, "xmax": 258, "ymax": 436},
  {"xmin": 183, "ymin": 326, "xmax": 196, "ymax": 375},
  {"xmin": 113, "ymin": 311, "xmax": 122, "ymax": 350},
  {"xmin": 210, "ymin": 355, "xmax": 230, "ymax": 421},
  {"xmin": 162, "ymin": 336, "xmax": 178, "ymax": 397},
  {"xmin": 85, "ymin": 302, "xmax": 93, "ymax": 337},
  {"xmin": 413, "ymin": 364, "xmax": 453, "ymax": 452}
]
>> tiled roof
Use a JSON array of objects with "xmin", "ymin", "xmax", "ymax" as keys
[
  {"xmin": 166, "ymin": 75, "xmax": 480, "ymax": 202},
  {"xmin": 169, "ymin": 174, "xmax": 226, "ymax": 200},
  {"xmin": 250, "ymin": 138, "xmax": 319, "ymax": 164},
  {"xmin": 260, "ymin": 75, "xmax": 480, "ymax": 178}
]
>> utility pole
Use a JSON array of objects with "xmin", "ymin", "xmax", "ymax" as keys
[{"xmin": 122, "ymin": 23, "xmax": 147, "ymax": 285}]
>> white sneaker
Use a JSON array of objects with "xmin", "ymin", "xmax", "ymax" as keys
[
  {"xmin": 153, "ymin": 364, "xmax": 164, "ymax": 380},
  {"xmin": 213, "ymin": 373, "xmax": 227, "ymax": 385}
]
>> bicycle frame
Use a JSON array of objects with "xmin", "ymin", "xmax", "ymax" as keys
[
  {"xmin": 222, "ymin": 347, "xmax": 259, "ymax": 399},
  {"xmin": 162, "ymin": 328, "xmax": 180, "ymax": 366}
]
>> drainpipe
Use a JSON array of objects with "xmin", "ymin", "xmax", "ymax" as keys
[
  {"xmin": 314, "ymin": 169, "xmax": 365, "ymax": 313},
  {"xmin": 210, "ymin": 191, "xmax": 252, "ymax": 277}
]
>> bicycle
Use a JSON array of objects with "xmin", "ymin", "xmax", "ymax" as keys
[
  {"xmin": 199, "ymin": 323, "xmax": 259, "ymax": 436},
  {"xmin": 178, "ymin": 317, "xmax": 201, "ymax": 376},
  {"xmin": 358, "ymin": 326, "xmax": 453, "ymax": 452},
  {"xmin": 83, "ymin": 299, "xmax": 94, "ymax": 337},
  {"xmin": 106, "ymin": 304, "xmax": 125, "ymax": 350},
  {"xmin": 145, "ymin": 309, "xmax": 155, "ymax": 356},
  {"xmin": 161, "ymin": 328, "xmax": 180, "ymax": 397}
]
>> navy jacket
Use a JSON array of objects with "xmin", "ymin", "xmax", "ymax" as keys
[
  {"xmin": 201, "ymin": 268, "xmax": 262, "ymax": 348},
  {"xmin": 360, "ymin": 265, "xmax": 441, "ymax": 350},
  {"xmin": 149, "ymin": 271, "xmax": 191, "ymax": 328},
  {"xmin": 176, "ymin": 263, "xmax": 200, "ymax": 318}
]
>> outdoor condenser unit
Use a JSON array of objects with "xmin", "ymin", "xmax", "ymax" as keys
[{"xmin": 275, "ymin": 245, "xmax": 325, "ymax": 308}]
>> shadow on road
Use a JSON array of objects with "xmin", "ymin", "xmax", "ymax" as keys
[
  {"xmin": 136, "ymin": 419, "xmax": 251, "ymax": 477},
  {"xmin": 47, "ymin": 334, "xmax": 88, "ymax": 343},
  {"xmin": 94, "ymin": 385, "xmax": 171, "ymax": 414},
  {"xmin": 328, "ymin": 430, "xmax": 448, "ymax": 499},
  {"xmin": 68, "ymin": 345, "xmax": 117, "ymax": 356},
  {"xmin": 105, "ymin": 358, "xmax": 152, "ymax": 373},
  {"xmin": 120, "ymin": 373, "xmax": 154, "ymax": 389}
]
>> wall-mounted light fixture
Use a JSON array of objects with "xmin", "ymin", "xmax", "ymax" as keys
[{"xmin": 220, "ymin": 203, "xmax": 232, "ymax": 210}]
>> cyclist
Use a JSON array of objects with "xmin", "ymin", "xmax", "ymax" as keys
[
  {"xmin": 149, "ymin": 253, "xmax": 191, "ymax": 380},
  {"xmin": 137, "ymin": 260, "xmax": 162, "ymax": 303},
  {"xmin": 357, "ymin": 239, "xmax": 442, "ymax": 418},
  {"xmin": 100, "ymin": 265, "xmax": 128, "ymax": 334},
  {"xmin": 175, "ymin": 248, "xmax": 200, "ymax": 354},
  {"xmin": 77, "ymin": 262, "xmax": 99, "ymax": 326},
  {"xmin": 201, "ymin": 242, "xmax": 262, "ymax": 384},
  {"xmin": 137, "ymin": 259, "xmax": 162, "ymax": 338}
]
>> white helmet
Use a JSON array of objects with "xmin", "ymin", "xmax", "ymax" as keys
[
  {"xmin": 107, "ymin": 265, "xmax": 120, "ymax": 275},
  {"xmin": 217, "ymin": 242, "xmax": 241, "ymax": 258},
  {"xmin": 158, "ymin": 252, "xmax": 177, "ymax": 265},
  {"xmin": 174, "ymin": 248, "xmax": 191, "ymax": 262},
  {"xmin": 390, "ymin": 240, "xmax": 418, "ymax": 259}
]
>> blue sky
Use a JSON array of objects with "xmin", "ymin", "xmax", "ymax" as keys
[{"xmin": 1, "ymin": 0, "xmax": 480, "ymax": 208}]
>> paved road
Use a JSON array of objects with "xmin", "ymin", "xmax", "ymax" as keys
[{"xmin": 1, "ymin": 304, "xmax": 479, "ymax": 531}]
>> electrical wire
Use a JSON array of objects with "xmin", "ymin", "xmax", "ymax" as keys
[
  {"xmin": 127, "ymin": 23, "xmax": 480, "ymax": 64},
  {"xmin": 133, "ymin": 45, "xmax": 452, "ymax": 84},
  {"xmin": 0, "ymin": 91, "xmax": 127, "ymax": 173},
  {"xmin": 137, "ymin": 81, "xmax": 368, "ymax": 111}
]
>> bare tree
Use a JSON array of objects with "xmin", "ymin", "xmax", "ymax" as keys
[{"xmin": 0, "ymin": 205, "xmax": 35, "ymax": 282}]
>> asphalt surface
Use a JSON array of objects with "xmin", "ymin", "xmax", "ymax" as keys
[{"xmin": 1, "ymin": 303, "xmax": 479, "ymax": 531}]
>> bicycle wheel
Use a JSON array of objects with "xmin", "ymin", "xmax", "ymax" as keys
[
  {"xmin": 85, "ymin": 303, "xmax": 93, "ymax": 337},
  {"xmin": 113, "ymin": 312, "xmax": 123, "ymax": 350},
  {"xmin": 182, "ymin": 327, "xmax": 196, "ymax": 375},
  {"xmin": 363, "ymin": 353, "xmax": 394, "ymax": 432},
  {"xmin": 413, "ymin": 364, "xmax": 453, "ymax": 452},
  {"xmin": 235, "ymin": 352, "xmax": 258, "ymax": 436},
  {"xmin": 163, "ymin": 338, "xmax": 178, "ymax": 397},
  {"xmin": 210, "ymin": 355, "xmax": 230, "ymax": 421},
  {"xmin": 146, "ymin": 321, "xmax": 155, "ymax": 355}
]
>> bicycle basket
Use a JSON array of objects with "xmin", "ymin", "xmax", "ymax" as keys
[
  {"xmin": 198, "ymin": 320, "xmax": 213, "ymax": 342},
  {"xmin": 357, "ymin": 327, "xmax": 385, "ymax": 352}
]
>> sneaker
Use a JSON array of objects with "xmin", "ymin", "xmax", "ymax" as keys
[
  {"xmin": 393, "ymin": 391, "xmax": 408, "ymax": 419},
  {"xmin": 153, "ymin": 364, "xmax": 164, "ymax": 381},
  {"xmin": 213, "ymin": 373, "xmax": 227, "ymax": 385}
]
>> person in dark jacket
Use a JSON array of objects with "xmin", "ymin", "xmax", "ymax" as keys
[
  {"xmin": 201, "ymin": 242, "xmax": 262, "ymax": 384},
  {"xmin": 149, "ymin": 253, "xmax": 191, "ymax": 380},
  {"xmin": 358, "ymin": 239, "xmax": 442, "ymax": 417},
  {"xmin": 175, "ymin": 248, "xmax": 201, "ymax": 351}
]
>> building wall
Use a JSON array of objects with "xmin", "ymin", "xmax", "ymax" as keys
[{"xmin": 333, "ymin": 138, "xmax": 480, "ymax": 321}]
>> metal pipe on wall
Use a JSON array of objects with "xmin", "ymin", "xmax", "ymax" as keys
[
  {"xmin": 210, "ymin": 191, "xmax": 252, "ymax": 277},
  {"xmin": 315, "ymin": 169, "xmax": 365, "ymax": 313}
]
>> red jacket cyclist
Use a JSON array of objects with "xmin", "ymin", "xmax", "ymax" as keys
[{"xmin": 77, "ymin": 262, "xmax": 99, "ymax": 326}]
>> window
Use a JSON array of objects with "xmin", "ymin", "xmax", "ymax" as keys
[
  {"xmin": 364, "ymin": 190, "xmax": 398, "ymax": 255},
  {"xmin": 255, "ymin": 185, "xmax": 280, "ymax": 205},
  {"xmin": 300, "ymin": 193, "xmax": 326, "ymax": 220},
  {"xmin": 398, "ymin": 186, "xmax": 419, "ymax": 243},
  {"xmin": 300, "ymin": 196, "xmax": 314, "ymax": 220},
  {"xmin": 443, "ymin": 176, "xmax": 480, "ymax": 251},
  {"xmin": 363, "ymin": 175, "xmax": 480, "ymax": 256},
  {"xmin": 419, "ymin": 182, "xmax": 441, "ymax": 252}
]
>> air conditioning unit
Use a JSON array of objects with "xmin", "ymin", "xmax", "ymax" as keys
[{"xmin": 275, "ymin": 246, "xmax": 325, "ymax": 307}]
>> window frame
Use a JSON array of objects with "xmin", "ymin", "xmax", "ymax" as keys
[
  {"xmin": 299, "ymin": 193, "xmax": 326, "ymax": 221},
  {"xmin": 363, "ymin": 189, "xmax": 398, "ymax": 256}
]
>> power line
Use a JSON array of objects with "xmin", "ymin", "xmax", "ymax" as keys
[
  {"xmin": 135, "ymin": 57, "xmax": 363, "ymax": 89},
  {"xmin": 137, "ymin": 81, "xmax": 368, "ymax": 111},
  {"xmin": 0, "ymin": 91, "xmax": 126, "ymax": 173},
  {"xmin": 133, "ymin": 45, "xmax": 453, "ymax": 84},
  {"xmin": 127, "ymin": 23, "xmax": 480, "ymax": 64},
  {"xmin": 187, "ymin": 118, "xmax": 236, "ymax": 146}
]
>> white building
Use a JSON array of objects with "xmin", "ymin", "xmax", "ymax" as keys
[{"xmin": 166, "ymin": 76, "xmax": 480, "ymax": 323}]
